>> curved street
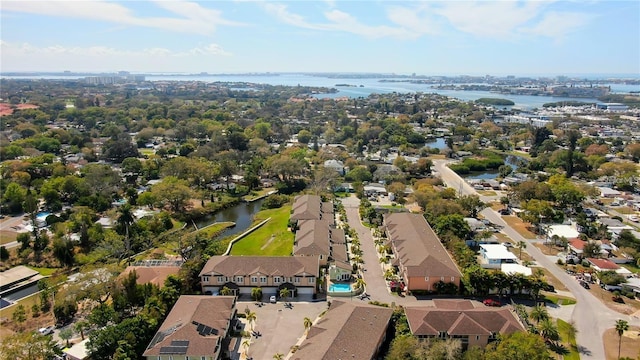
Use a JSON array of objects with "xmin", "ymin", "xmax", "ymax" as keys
[{"xmin": 434, "ymin": 159, "xmax": 640, "ymax": 359}]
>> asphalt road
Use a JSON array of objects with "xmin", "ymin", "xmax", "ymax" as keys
[{"xmin": 435, "ymin": 159, "xmax": 640, "ymax": 359}]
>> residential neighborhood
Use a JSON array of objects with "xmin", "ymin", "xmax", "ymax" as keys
[{"xmin": 1, "ymin": 75, "xmax": 640, "ymax": 360}]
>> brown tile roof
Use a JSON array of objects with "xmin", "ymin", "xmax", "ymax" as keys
[
  {"xmin": 383, "ymin": 213, "xmax": 462, "ymax": 278},
  {"xmin": 405, "ymin": 301, "xmax": 524, "ymax": 338},
  {"xmin": 290, "ymin": 195, "xmax": 334, "ymax": 223},
  {"xmin": 291, "ymin": 195, "xmax": 322, "ymax": 221},
  {"xmin": 587, "ymin": 258, "xmax": 620, "ymax": 270},
  {"xmin": 294, "ymin": 220, "xmax": 330, "ymax": 256},
  {"xmin": 119, "ymin": 266, "xmax": 180, "ymax": 287},
  {"xmin": 292, "ymin": 300, "xmax": 393, "ymax": 360},
  {"xmin": 143, "ymin": 295, "xmax": 236, "ymax": 357},
  {"xmin": 199, "ymin": 256, "xmax": 319, "ymax": 278}
]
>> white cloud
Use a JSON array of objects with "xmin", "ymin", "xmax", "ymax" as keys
[
  {"xmin": 1, "ymin": 0, "xmax": 243, "ymax": 35},
  {"xmin": 263, "ymin": 3, "xmax": 416, "ymax": 39},
  {"xmin": 522, "ymin": 11, "xmax": 592, "ymax": 39}
]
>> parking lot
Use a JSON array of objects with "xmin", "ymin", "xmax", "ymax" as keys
[{"xmin": 234, "ymin": 301, "xmax": 327, "ymax": 360}]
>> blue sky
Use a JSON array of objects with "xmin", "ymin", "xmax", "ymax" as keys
[{"xmin": 1, "ymin": 0, "xmax": 639, "ymax": 76}]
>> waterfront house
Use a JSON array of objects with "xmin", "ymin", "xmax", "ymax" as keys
[
  {"xmin": 291, "ymin": 300, "xmax": 393, "ymax": 360},
  {"xmin": 143, "ymin": 296, "xmax": 236, "ymax": 360},
  {"xmin": 383, "ymin": 213, "xmax": 462, "ymax": 292},
  {"xmin": 199, "ymin": 256, "xmax": 319, "ymax": 298},
  {"xmin": 405, "ymin": 299, "xmax": 524, "ymax": 350}
]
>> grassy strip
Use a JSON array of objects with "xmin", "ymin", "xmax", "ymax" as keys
[
  {"xmin": 557, "ymin": 319, "xmax": 580, "ymax": 360},
  {"xmin": 0, "ymin": 230, "xmax": 17, "ymax": 245},
  {"xmin": 230, "ymin": 206, "xmax": 294, "ymax": 256},
  {"xmin": 196, "ymin": 222, "xmax": 235, "ymax": 238},
  {"xmin": 545, "ymin": 295, "xmax": 577, "ymax": 306},
  {"xmin": 242, "ymin": 188, "xmax": 276, "ymax": 202},
  {"xmin": 27, "ymin": 267, "xmax": 58, "ymax": 276}
]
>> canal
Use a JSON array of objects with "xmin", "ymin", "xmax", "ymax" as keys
[{"xmin": 194, "ymin": 198, "xmax": 266, "ymax": 239}]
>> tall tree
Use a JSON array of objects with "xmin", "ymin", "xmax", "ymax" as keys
[{"xmin": 615, "ymin": 319, "xmax": 629, "ymax": 360}]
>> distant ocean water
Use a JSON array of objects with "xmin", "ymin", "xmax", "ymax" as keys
[{"xmin": 2, "ymin": 73, "xmax": 638, "ymax": 110}]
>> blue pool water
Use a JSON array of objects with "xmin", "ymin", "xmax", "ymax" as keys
[
  {"xmin": 329, "ymin": 283, "xmax": 352, "ymax": 293},
  {"xmin": 36, "ymin": 212, "xmax": 51, "ymax": 219}
]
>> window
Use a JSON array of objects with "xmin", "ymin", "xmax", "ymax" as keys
[
  {"xmin": 309, "ymin": 277, "xmax": 315, "ymax": 283},
  {"xmin": 202, "ymin": 276, "xmax": 210, "ymax": 283},
  {"xmin": 235, "ymin": 276, "xmax": 244, "ymax": 283},
  {"xmin": 251, "ymin": 276, "xmax": 258, "ymax": 283},
  {"xmin": 274, "ymin": 277, "xmax": 281, "ymax": 284},
  {"xmin": 294, "ymin": 277, "xmax": 300, "ymax": 283},
  {"xmin": 260, "ymin": 276, "xmax": 267, "ymax": 284},
  {"xmin": 217, "ymin": 276, "xmax": 224, "ymax": 283},
  {"xmin": 440, "ymin": 277, "xmax": 445, "ymax": 281},
  {"xmin": 425, "ymin": 276, "xmax": 429, "ymax": 281},
  {"xmin": 451, "ymin": 277, "xmax": 455, "ymax": 282}
]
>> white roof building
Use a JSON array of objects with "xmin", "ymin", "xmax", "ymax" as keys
[
  {"xmin": 500, "ymin": 263, "xmax": 533, "ymax": 277},
  {"xmin": 479, "ymin": 244, "xmax": 518, "ymax": 269},
  {"xmin": 546, "ymin": 224, "xmax": 580, "ymax": 241}
]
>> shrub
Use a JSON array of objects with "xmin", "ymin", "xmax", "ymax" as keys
[
  {"xmin": 261, "ymin": 194, "xmax": 290, "ymax": 209},
  {"xmin": 556, "ymin": 259, "xmax": 564, "ymax": 265}
]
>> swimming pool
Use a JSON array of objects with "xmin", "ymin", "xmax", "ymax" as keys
[{"xmin": 329, "ymin": 283, "xmax": 352, "ymax": 293}]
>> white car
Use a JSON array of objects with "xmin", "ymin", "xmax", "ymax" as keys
[
  {"xmin": 38, "ymin": 326, "xmax": 54, "ymax": 336},
  {"xmin": 629, "ymin": 215, "xmax": 639, "ymax": 222},
  {"xmin": 269, "ymin": 295, "xmax": 277, "ymax": 303}
]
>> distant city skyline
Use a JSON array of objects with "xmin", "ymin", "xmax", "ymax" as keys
[{"xmin": 1, "ymin": 1, "xmax": 639, "ymax": 76}]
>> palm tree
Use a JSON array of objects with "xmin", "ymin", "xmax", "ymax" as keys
[
  {"xmin": 117, "ymin": 204, "xmax": 135, "ymax": 263},
  {"xmin": 529, "ymin": 305, "xmax": 549, "ymax": 324},
  {"xmin": 615, "ymin": 319, "xmax": 629, "ymax": 359},
  {"xmin": 220, "ymin": 286, "xmax": 233, "ymax": 296},
  {"xmin": 246, "ymin": 311, "xmax": 257, "ymax": 331},
  {"xmin": 242, "ymin": 339, "xmax": 250, "ymax": 357},
  {"xmin": 303, "ymin": 317, "xmax": 313, "ymax": 333},
  {"xmin": 355, "ymin": 277, "xmax": 366, "ymax": 291},
  {"xmin": 251, "ymin": 287, "xmax": 263, "ymax": 302},
  {"xmin": 273, "ymin": 354, "xmax": 284, "ymax": 360},
  {"xmin": 279, "ymin": 288, "xmax": 290, "ymax": 304},
  {"xmin": 516, "ymin": 240, "xmax": 527, "ymax": 260},
  {"xmin": 539, "ymin": 318, "xmax": 559, "ymax": 344}
]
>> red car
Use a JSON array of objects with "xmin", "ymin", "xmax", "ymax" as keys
[{"xmin": 483, "ymin": 299, "xmax": 501, "ymax": 307}]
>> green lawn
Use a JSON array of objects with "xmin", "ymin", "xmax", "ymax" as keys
[
  {"xmin": 28, "ymin": 267, "xmax": 58, "ymax": 276},
  {"xmin": 197, "ymin": 221, "xmax": 235, "ymax": 238},
  {"xmin": 229, "ymin": 206, "xmax": 294, "ymax": 256},
  {"xmin": 545, "ymin": 295, "xmax": 577, "ymax": 306},
  {"xmin": 557, "ymin": 319, "xmax": 580, "ymax": 360}
]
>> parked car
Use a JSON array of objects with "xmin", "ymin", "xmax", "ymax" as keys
[
  {"xmin": 498, "ymin": 208, "xmax": 510, "ymax": 215},
  {"xmin": 269, "ymin": 295, "xmax": 277, "ymax": 303},
  {"xmin": 38, "ymin": 326, "xmax": 55, "ymax": 336},
  {"xmin": 629, "ymin": 215, "xmax": 639, "ymax": 222},
  {"xmin": 483, "ymin": 299, "xmax": 501, "ymax": 307},
  {"xmin": 502, "ymin": 242, "xmax": 513, "ymax": 248}
]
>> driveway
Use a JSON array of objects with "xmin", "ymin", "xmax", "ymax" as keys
[
  {"xmin": 434, "ymin": 159, "xmax": 640, "ymax": 359},
  {"xmin": 235, "ymin": 301, "xmax": 326, "ymax": 360}
]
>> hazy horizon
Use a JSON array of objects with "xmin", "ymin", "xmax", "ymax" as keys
[{"xmin": 1, "ymin": 1, "xmax": 639, "ymax": 75}]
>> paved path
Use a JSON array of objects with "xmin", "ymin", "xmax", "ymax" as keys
[
  {"xmin": 340, "ymin": 195, "xmax": 422, "ymax": 307},
  {"xmin": 434, "ymin": 159, "xmax": 640, "ymax": 359}
]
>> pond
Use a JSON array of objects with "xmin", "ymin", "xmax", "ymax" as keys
[
  {"xmin": 424, "ymin": 137, "xmax": 447, "ymax": 150},
  {"xmin": 194, "ymin": 198, "xmax": 266, "ymax": 239},
  {"xmin": 461, "ymin": 155, "xmax": 525, "ymax": 180}
]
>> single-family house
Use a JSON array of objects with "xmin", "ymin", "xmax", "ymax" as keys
[
  {"xmin": 546, "ymin": 224, "xmax": 580, "ymax": 243},
  {"xmin": 63, "ymin": 339, "xmax": 90, "ymax": 360},
  {"xmin": 599, "ymin": 187, "xmax": 621, "ymax": 198},
  {"xmin": 404, "ymin": 299, "xmax": 524, "ymax": 350},
  {"xmin": 143, "ymin": 296, "xmax": 236, "ymax": 360},
  {"xmin": 587, "ymin": 258, "xmax": 632, "ymax": 276},
  {"xmin": 479, "ymin": 244, "xmax": 518, "ymax": 269},
  {"xmin": 291, "ymin": 300, "xmax": 393, "ymax": 360},
  {"xmin": 323, "ymin": 159, "xmax": 345, "ymax": 175},
  {"xmin": 383, "ymin": 213, "xmax": 462, "ymax": 292},
  {"xmin": 199, "ymin": 256, "xmax": 319, "ymax": 298},
  {"xmin": 119, "ymin": 264, "xmax": 182, "ymax": 287}
]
